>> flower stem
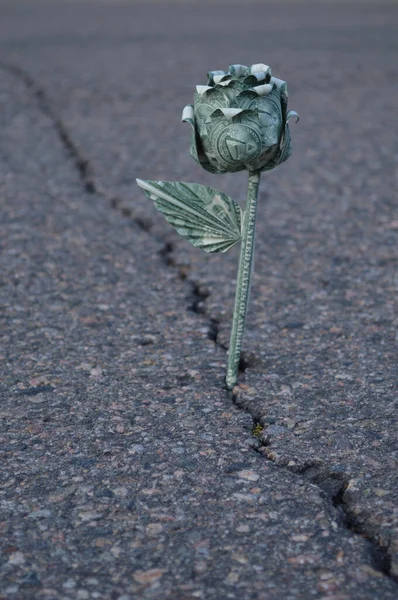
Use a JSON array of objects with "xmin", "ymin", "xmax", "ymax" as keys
[{"xmin": 226, "ymin": 170, "xmax": 261, "ymax": 390}]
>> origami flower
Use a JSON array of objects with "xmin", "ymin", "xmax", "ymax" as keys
[
  {"xmin": 137, "ymin": 61, "xmax": 299, "ymax": 389},
  {"xmin": 182, "ymin": 63, "xmax": 298, "ymax": 174}
]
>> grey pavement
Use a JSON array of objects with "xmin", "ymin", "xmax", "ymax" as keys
[{"xmin": 0, "ymin": 1, "xmax": 397, "ymax": 599}]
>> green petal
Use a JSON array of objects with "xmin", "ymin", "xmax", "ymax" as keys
[
  {"xmin": 253, "ymin": 83, "xmax": 273, "ymax": 96},
  {"xmin": 212, "ymin": 107, "xmax": 244, "ymax": 119},
  {"xmin": 182, "ymin": 105, "xmax": 215, "ymax": 172},
  {"xmin": 194, "ymin": 84, "xmax": 229, "ymax": 108},
  {"xmin": 207, "ymin": 70, "xmax": 227, "ymax": 85},
  {"xmin": 196, "ymin": 85, "xmax": 213, "ymax": 96},
  {"xmin": 270, "ymin": 76, "xmax": 289, "ymax": 117},
  {"xmin": 243, "ymin": 72, "xmax": 270, "ymax": 86},
  {"xmin": 181, "ymin": 104, "xmax": 195, "ymax": 127},
  {"xmin": 276, "ymin": 123, "xmax": 293, "ymax": 165},
  {"xmin": 228, "ymin": 64, "xmax": 248, "ymax": 78},
  {"xmin": 181, "ymin": 105, "xmax": 200, "ymax": 166},
  {"xmin": 250, "ymin": 64, "xmax": 271, "ymax": 78},
  {"xmin": 261, "ymin": 123, "xmax": 292, "ymax": 172},
  {"xmin": 213, "ymin": 74, "xmax": 233, "ymax": 85}
]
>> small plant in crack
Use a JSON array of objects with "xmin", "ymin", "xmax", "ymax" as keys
[
  {"xmin": 252, "ymin": 422, "xmax": 264, "ymax": 438},
  {"xmin": 137, "ymin": 63, "xmax": 298, "ymax": 389}
]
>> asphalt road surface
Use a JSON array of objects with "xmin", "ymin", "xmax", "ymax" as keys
[{"xmin": 0, "ymin": 2, "xmax": 397, "ymax": 599}]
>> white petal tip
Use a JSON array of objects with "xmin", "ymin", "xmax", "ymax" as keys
[
  {"xmin": 230, "ymin": 64, "xmax": 247, "ymax": 78},
  {"xmin": 287, "ymin": 110, "xmax": 300, "ymax": 123},
  {"xmin": 182, "ymin": 105, "xmax": 194, "ymax": 122},
  {"xmin": 253, "ymin": 84, "xmax": 273, "ymax": 96},
  {"xmin": 220, "ymin": 108, "xmax": 244, "ymax": 119},
  {"xmin": 270, "ymin": 76, "xmax": 286, "ymax": 89},
  {"xmin": 196, "ymin": 85, "xmax": 212, "ymax": 95},
  {"xmin": 251, "ymin": 63, "xmax": 270, "ymax": 74}
]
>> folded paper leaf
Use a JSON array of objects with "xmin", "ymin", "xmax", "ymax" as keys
[{"xmin": 136, "ymin": 179, "xmax": 242, "ymax": 253}]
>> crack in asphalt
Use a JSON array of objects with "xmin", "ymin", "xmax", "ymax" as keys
[
  {"xmin": 236, "ymin": 408, "xmax": 397, "ymax": 584},
  {"xmin": 159, "ymin": 242, "xmax": 251, "ymax": 375},
  {"xmin": 2, "ymin": 60, "xmax": 396, "ymax": 586},
  {"xmin": 160, "ymin": 240, "xmax": 398, "ymax": 584},
  {"xmin": 0, "ymin": 61, "xmax": 152, "ymax": 234}
]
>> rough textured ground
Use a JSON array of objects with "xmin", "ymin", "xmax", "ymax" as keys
[{"xmin": 0, "ymin": 1, "xmax": 397, "ymax": 599}]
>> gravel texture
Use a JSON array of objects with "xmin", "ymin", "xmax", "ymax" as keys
[{"xmin": 0, "ymin": 1, "xmax": 397, "ymax": 598}]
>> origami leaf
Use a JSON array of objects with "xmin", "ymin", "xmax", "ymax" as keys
[{"xmin": 136, "ymin": 179, "xmax": 242, "ymax": 253}]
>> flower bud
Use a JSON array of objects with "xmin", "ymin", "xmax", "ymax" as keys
[{"xmin": 182, "ymin": 63, "xmax": 298, "ymax": 174}]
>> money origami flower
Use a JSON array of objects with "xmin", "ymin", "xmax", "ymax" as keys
[
  {"xmin": 137, "ymin": 63, "xmax": 298, "ymax": 389},
  {"xmin": 182, "ymin": 63, "xmax": 298, "ymax": 174}
]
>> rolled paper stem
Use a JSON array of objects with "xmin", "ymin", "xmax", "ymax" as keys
[{"xmin": 226, "ymin": 170, "xmax": 261, "ymax": 389}]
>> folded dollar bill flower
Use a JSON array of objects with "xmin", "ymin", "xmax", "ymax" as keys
[
  {"xmin": 182, "ymin": 63, "xmax": 298, "ymax": 174},
  {"xmin": 137, "ymin": 63, "xmax": 298, "ymax": 389}
]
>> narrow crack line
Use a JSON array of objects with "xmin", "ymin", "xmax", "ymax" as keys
[
  {"xmin": 0, "ymin": 62, "xmax": 95, "ymax": 192},
  {"xmin": 159, "ymin": 243, "xmax": 398, "ymax": 585},
  {"xmin": 0, "ymin": 60, "xmax": 152, "ymax": 233},
  {"xmin": 188, "ymin": 281, "xmax": 209, "ymax": 315},
  {"xmin": 334, "ymin": 488, "xmax": 394, "ymax": 580},
  {"xmin": 158, "ymin": 242, "xmax": 228, "ymax": 348},
  {"xmin": 158, "ymin": 221, "xmax": 394, "ymax": 585},
  {"xmin": 185, "ymin": 274, "xmax": 252, "ymax": 371},
  {"xmin": 233, "ymin": 392, "xmax": 397, "ymax": 583},
  {"xmin": 207, "ymin": 318, "xmax": 220, "ymax": 344},
  {"xmin": 159, "ymin": 241, "xmax": 177, "ymax": 269},
  {"xmin": 3, "ymin": 59, "xmax": 396, "ymax": 586}
]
